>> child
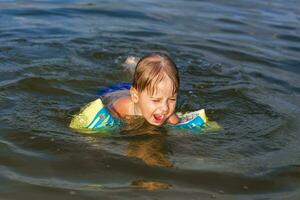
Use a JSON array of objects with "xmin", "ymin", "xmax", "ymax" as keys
[{"xmin": 108, "ymin": 52, "xmax": 180, "ymax": 126}]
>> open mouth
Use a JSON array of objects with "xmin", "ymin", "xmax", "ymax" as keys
[{"xmin": 153, "ymin": 114, "xmax": 164, "ymax": 123}]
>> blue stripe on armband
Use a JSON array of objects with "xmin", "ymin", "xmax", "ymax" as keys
[{"xmin": 86, "ymin": 107, "xmax": 111, "ymax": 129}]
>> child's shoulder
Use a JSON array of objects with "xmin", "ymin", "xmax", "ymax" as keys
[{"xmin": 110, "ymin": 95, "xmax": 132, "ymax": 118}]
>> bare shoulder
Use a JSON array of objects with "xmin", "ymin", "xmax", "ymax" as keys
[{"xmin": 110, "ymin": 96, "xmax": 132, "ymax": 118}]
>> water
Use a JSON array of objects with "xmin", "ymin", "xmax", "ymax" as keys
[{"xmin": 1, "ymin": 0, "xmax": 300, "ymax": 199}]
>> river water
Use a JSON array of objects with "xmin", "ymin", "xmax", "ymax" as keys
[{"xmin": 1, "ymin": 0, "xmax": 300, "ymax": 199}]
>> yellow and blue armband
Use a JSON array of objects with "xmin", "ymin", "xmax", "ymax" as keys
[
  {"xmin": 69, "ymin": 98, "xmax": 121, "ymax": 131},
  {"xmin": 69, "ymin": 98, "xmax": 211, "ymax": 133},
  {"xmin": 172, "ymin": 109, "xmax": 207, "ymax": 130}
]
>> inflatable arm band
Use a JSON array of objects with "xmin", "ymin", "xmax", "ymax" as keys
[{"xmin": 69, "ymin": 98, "xmax": 207, "ymax": 132}]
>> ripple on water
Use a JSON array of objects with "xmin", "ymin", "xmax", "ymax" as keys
[
  {"xmin": 17, "ymin": 77, "xmax": 77, "ymax": 96},
  {"xmin": 269, "ymin": 24, "xmax": 298, "ymax": 31},
  {"xmin": 277, "ymin": 34, "xmax": 300, "ymax": 43},
  {"xmin": 216, "ymin": 17, "xmax": 248, "ymax": 26}
]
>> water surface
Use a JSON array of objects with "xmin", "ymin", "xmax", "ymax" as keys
[{"xmin": 1, "ymin": 0, "xmax": 300, "ymax": 199}]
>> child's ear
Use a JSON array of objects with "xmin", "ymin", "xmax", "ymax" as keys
[{"xmin": 130, "ymin": 87, "xmax": 139, "ymax": 103}]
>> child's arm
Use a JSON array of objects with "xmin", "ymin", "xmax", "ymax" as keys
[
  {"xmin": 109, "ymin": 96, "xmax": 132, "ymax": 118},
  {"xmin": 168, "ymin": 113, "xmax": 180, "ymax": 125}
]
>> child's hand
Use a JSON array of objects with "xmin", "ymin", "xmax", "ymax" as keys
[{"xmin": 168, "ymin": 113, "xmax": 180, "ymax": 125}]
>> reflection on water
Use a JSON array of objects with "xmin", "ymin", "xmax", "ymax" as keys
[
  {"xmin": 131, "ymin": 179, "xmax": 172, "ymax": 190},
  {"xmin": 127, "ymin": 134, "xmax": 173, "ymax": 168},
  {"xmin": 122, "ymin": 117, "xmax": 173, "ymax": 167}
]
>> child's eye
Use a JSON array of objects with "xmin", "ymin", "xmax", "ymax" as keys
[
  {"xmin": 169, "ymin": 98, "xmax": 176, "ymax": 101},
  {"xmin": 152, "ymin": 99, "xmax": 160, "ymax": 102}
]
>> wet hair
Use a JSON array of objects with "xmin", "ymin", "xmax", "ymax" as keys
[{"xmin": 132, "ymin": 52, "xmax": 179, "ymax": 95}]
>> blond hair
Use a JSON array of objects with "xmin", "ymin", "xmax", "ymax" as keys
[{"xmin": 132, "ymin": 52, "xmax": 179, "ymax": 95}]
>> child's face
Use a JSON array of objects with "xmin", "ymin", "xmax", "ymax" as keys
[{"xmin": 132, "ymin": 76, "xmax": 177, "ymax": 126}]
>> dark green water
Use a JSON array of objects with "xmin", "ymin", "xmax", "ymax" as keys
[{"xmin": 1, "ymin": 0, "xmax": 300, "ymax": 199}]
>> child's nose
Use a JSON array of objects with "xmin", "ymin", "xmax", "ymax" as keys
[{"xmin": 160, "ymin": 102, "xmax": 169, "ymax": 113}]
